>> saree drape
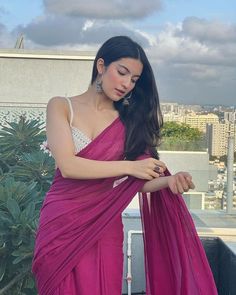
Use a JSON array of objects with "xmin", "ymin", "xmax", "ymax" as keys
[{"xmin": 32, "ymin": 117, "xmax": 218, "ymax": 295}]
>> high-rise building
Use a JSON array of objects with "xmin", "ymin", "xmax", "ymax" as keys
[
  {"xmin": 224, "ymin": 111, "xmax": 236, "ymax": 123},
  {"xmin": 161, "ymin": 102, "xmax": 179, "ymax": 113},
  {"xmin": 207, "ymin": 122, "xmax": 236, "ymax": 157},
  {"xmin": 184, "ymin": 114, "xmax": 219, "ymax": 133},
  {"xmin": 163, "ymin": 112, "xmax": 219, "ymax": 133}
]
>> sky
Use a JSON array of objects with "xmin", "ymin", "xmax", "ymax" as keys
[{"xmin": 0, "ymin": 0, "xmax": 235, "ymax": 106}]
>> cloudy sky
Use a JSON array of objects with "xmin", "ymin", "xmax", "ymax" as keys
[{"xmin": 0, "ymin": 0, "xmax": 235, "ymax": 106}]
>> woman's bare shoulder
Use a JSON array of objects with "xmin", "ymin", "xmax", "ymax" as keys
[
  {"xmin": 47, "ymin": 94, "xmax": 89, "ymax": 117},
  {"xmin": 47, "ymin": 96, "xmax": 71, "ymax": 113},
  {"xmin": 47, "ymin": 96, "xmax": 68, "ymax": 107}
]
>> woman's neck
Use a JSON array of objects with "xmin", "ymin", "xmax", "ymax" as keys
[{"xmin": 85, "ymin": 85, "xmax": 115, "ymax": 111}]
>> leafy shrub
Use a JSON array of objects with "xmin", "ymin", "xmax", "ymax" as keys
[{"xmin": 0, "ymin": 116, "xmax": 54, "ymax": 294}]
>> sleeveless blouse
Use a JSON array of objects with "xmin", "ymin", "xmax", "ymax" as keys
[
  {"xmin": 65, "ymin": 97, "xmax": 92, "ymax": 154},
  {"xmin": 43, "ymin": 97, "xmax": 92, "ymax": 155}
]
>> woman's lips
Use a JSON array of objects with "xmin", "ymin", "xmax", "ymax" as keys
[{"xmin": 115, "ymin": 88, "xmax": 125, "ymax": 96}]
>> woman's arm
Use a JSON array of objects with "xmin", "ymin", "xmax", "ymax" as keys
[
  {"xmin": 141, "ymin": 172, "xmax": 195, "ymax": 193},
  {"xmin": 46, "ymin": 97, "xmax": 166, "ymax": 180}
]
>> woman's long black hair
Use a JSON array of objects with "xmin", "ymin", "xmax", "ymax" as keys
[{"xmin": 91, "ymin": 36, "xmax": 163, "ymax": 160}]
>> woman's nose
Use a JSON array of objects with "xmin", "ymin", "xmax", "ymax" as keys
[{"xmin": 121, "ymin": 77, "xmax": 132, "ymax": 89}]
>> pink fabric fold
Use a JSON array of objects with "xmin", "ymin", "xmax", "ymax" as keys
[
  {"xmin": 139, "ymin": 170, "xmax": 218, "ymax": 295},
  {"xmin": 32, "ymin": 117, "xmax": 218, "ymax": 295}
]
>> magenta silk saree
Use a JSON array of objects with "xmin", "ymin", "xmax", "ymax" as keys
[{"xmin": 32, "ymin": 117, "xmax": 218, "ymax": 295}]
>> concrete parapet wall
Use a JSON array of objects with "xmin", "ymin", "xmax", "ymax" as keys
[{"xmin": 0, "ymin": 49, "xmax": 95, "ymax": 103}]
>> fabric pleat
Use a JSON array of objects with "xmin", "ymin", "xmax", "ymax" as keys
[
  {"xmin": 139, "ymin": 171, "xmax": 218, "ymax": 295},
  {"xmin": 32, "ymin": 117, "xmax": 218, "ymax": 295}
]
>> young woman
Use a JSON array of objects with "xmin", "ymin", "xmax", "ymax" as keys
[{"xmin": 32, "ymin": 36, "xmax": 218, "ymax": 295}]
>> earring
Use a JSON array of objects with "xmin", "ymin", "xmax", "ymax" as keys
[
  {"xmin": 122, "ymin": 92, "xmax": 132, "ymax": 106},
  {"xmin": 95, "ymin": 74, "xmax": 103, "ymax": 93}
]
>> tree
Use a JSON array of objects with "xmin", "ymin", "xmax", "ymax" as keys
[{"xmin": 160, "ymin": 121, "xmax": 206, "ymax": 151}]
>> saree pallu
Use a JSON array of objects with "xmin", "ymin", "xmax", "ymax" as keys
[{"xmin": 32, "ymin": 117, "xmax": 218, "ymax": 295}]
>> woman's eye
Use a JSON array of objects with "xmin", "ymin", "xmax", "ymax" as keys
[
  {"xmin": 131, "ymin": 79, "xmax": 138, "ymax": 84},
  {"xmin": 118, "ymin": 70, "xmax": 126, "ymax": 76}
]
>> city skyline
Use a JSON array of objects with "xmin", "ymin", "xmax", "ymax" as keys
[{"xmin": 0, "ymin": 0, "xmax": 236, "ymax": 106}]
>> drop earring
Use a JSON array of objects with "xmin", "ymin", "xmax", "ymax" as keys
[
  {"xmin": 95, "ymin": 74, "xmax": 103, "ymax": 93},
  {"xmin": 122, "ymin": 92, "xmax": 132, "ymax": 106}
]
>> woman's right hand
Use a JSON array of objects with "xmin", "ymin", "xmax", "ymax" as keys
[{"xmin": 127, "ymin": 158, "xmax": 166, "ymax": 180}]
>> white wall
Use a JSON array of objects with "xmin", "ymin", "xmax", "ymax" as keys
[{"xmin": 0, "ymin": 49, "xmax": 95, "ymax": 104}]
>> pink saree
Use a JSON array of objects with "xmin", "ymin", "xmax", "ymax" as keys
[{"xmin": 32, "ymin": 117, "xmax": 218, "ymax": 295}]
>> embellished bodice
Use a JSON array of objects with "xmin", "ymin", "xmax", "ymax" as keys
[
  {"xmin": 64, "ymin": 96, "xmax": 92, "ymax": 154},
  {"xmin": 71, "ymin": 126, "xmax": 91, "ymax": 154},
  {"xmin": 43, "ymin": 97, "xmax": 92, "ymax": 155}
]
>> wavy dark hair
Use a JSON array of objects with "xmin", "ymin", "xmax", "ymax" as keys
[{"xmin": 91, "ymin": 36, "xmax": 163, "ymax": 160}]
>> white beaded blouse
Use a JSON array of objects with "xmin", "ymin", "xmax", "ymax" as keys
[
  {"xmin": 65, "ymin": 96, "xmax": 92, "ymax": 154},
  {"xmin": 42, "ymin": 97, "xmax": 91, "ymax": 156}
]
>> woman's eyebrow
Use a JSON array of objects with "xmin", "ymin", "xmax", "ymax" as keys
[{"xmin": 118, "ymin": 64, "xmax": 141, "ymax": 77}]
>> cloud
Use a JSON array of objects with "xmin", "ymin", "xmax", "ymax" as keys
[
  {"xmin": 43, "ymin": 0, "xmax": 162, "ymax": 19},
  {"xmin": 147, "ymin": 19, "xmax": 236, "ymax": 70},
  {"xmin": 15, "ymin": 15, "xmax": 85, "ymax": 46},
  {"xmin": 82, "ymin": 20, "xmax": 94, "ymax": 31},
  {"xmin": 179, "ymin": 17, "xmax": 236, "ymax": 44},
  {"xmin": 14, "ymin": 15, "xmax": 150, "ymax": 47},
  {"xmin": 143, "ymin": 18, "xmax": 236, "ymax": 105}
]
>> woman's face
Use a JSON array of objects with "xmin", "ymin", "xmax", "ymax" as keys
[{"xmin": 98, "ymin": 57, "xmax": 143, "ymax": 101}]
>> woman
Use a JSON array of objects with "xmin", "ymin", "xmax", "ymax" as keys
[{"xmin": 32, "ymin": 36, "xmax": 218, "ymax": 295}]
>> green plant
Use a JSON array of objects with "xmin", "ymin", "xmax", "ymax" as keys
[
  {"xmin": 0, "ymin": 116, "xmax": 45, "ymax": 166},
  {"xmin": 0, "ymin": 116, "xmax": 54, "ymax": 294},
  {"xmin": 13, "ymin": 152, "xmax": 55, "ymax": 194},
  {"xmin": 0, "ymin": 177, "xmax": 41, "ymax": 295}
]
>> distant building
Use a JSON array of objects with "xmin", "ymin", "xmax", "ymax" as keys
[
  {"xmin": 161, "ymin": 102, "xmax": 179, "ymax": 113},
  {"xmin": 184, "ymin": 114, "xmax": 219, "ymax": 133},
  {"xmin": 163, "ymin": 111, "xmax": 219, "ymax": 133},
  {"xmin": 163, "ymin": 113, "xmax": 185, "ymax": 124},
  {"xmin": 207, "ymin": 122, "xmax": 236, "ymax": 157},
  {"xmin": 224, "ymin": 111, "xmax": 236, "ymax": 123},
  {"xmin": 161, "ymin": 102, "xmax": 203, "ymax": 114}
]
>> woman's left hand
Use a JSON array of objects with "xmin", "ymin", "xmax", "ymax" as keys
[{"xmin": 167, "ymin": 172, "xmax": 195, "ymax": 194}]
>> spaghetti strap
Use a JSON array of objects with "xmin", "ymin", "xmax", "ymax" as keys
[{"xmin": 65, "ymin": 96, "xmax": 74, "ymax": 127}]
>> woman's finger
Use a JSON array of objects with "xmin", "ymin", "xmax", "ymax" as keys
[
  {"xmin": 148, "ymin": 169, "xmax": 161, "ymax": 179},
  {"xmin": 178, "ymin": 173, "xmax": 190, "ymax": 191},
  {"xmin": 188, "ymin": 179, "xmax": 195, "ymax": 189},
  {"xmin": 154, "ymin": 160, "xmax": 166, "ymax": 171},
  {"xmin": 176, "ymin": 178, "xmax": 184, "ymax": 194},
  {"xmin": 170, "ymin": 181, "xmax": 178, "ymax": 194},
  {"xmin": 153, "ymin": 165, "xmax": 165, "ymax": 174},
  {"xmin": 185, "ymin": 175, "xmax": 195, "ymax": 189}
]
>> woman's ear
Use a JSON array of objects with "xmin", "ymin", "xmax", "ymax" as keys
[{"xmin": 96, "ymin": 58, "xmax": 105, "ymax": 75}]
